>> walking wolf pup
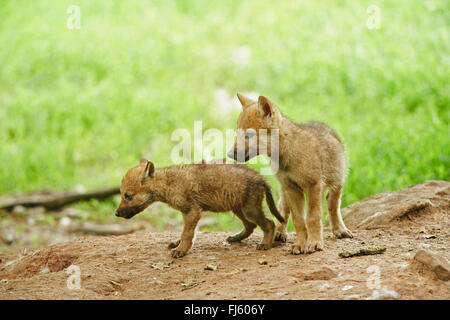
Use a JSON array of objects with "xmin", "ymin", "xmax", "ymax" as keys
[
  {"xmin": 116, "ymin": 158, "xmax": 285, "ymax": 258},
  {"xmin": 228, "ymin": 93, "xmax": 353, "ymax": 255}
]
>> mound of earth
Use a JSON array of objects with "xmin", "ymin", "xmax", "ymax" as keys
[
  {"xmin": 342, "ymin": 180, "xmax": 449, "ymax": 229},
  {"xmin": 0, "ymin": 181, "xmax": 448, "ymax": 300}
]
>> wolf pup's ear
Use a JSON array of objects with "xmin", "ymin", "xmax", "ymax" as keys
[
  {"xmin": 258, "ymin": 96, "xmax": 274, "ymax": 117},
  {"xmin": 237, "ymin": 93, "xmax": 256, "ymax": 109},
  {"xmin": 144, "ymin": 161, "xmax": 155, "ymax": 178},
  {"xmin": 140, "ymin": 160, "xmax": 154, "ymax": 181}
]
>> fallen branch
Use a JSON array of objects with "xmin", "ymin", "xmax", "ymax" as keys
[
  {"xmin": 65, "ymin": 222, "xmax": 138, "ymax": 236},
  {"xmin": 0, "ymin": 187, "xmax": 120, "ymax": 211},
  {"xmin": 339, "ymin": 246, "xmax": 386, "ymax": 258}
]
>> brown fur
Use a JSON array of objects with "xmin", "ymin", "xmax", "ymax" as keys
[
  {"xmin": 116, "ymin": 158, "xmax": 284, "ymax": 258},
  {"xmin": 229, "ymin": 93, "xmax": 353, "ymax": 255}
]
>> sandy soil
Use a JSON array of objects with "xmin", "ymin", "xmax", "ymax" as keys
[{"xmin": 0, "ymin": 204, "xmax": 448, "ymax": 300}]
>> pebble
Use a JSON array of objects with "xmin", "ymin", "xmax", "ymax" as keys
[
  {"xmin": 59, "ymin": 217, "xmax": 73, "ymax": 229},
  {"xmin": 40, "ymin": 266, "xmax": 50, "ymax": 274},
  {"xmin": 275, "ymin": 291, "xmax": 288, "ymax": 297},
  {"xmin": 12, "ymin": 205, "xmax": 27, "ymax": 215},
  {"xmin": 318, "ymin": 283, "xmax": 331, "ymax": 292},
  {"xmin": 342, "ymin": 285, "xmax": 353, "ymax": 291}
]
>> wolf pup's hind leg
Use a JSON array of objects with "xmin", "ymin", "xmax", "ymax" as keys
[{"xmin": 226, "ymin": 209, "xmax": 257, "ymax": 243}]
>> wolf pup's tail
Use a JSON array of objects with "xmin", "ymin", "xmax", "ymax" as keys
[{"xmin": 264, "ymin": 184, "xmax": 285, "ymax": 223}]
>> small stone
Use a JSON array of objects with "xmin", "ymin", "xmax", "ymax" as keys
[
  {"xmin": 318, "ymin": 283, "xmax": 331, "ymax": 292},
  {"xmin": 59, "ymin": 216, "xmax": 73, "ymax": 229},
  {"xmin": 1, "ymin": 232, "xmax": 15, "ymax": 245},
  {"xmin": 414, "ymin": 249, "xmax": 450, "ymax": 281},
  {"xmin": 275, "ymin": 291, "xmax": 288, "ymax": 297},
  {"xmin": 367, "ymin": 287, "xmax": 400, "ymax": 300},
  {"xmin": 420, "ymin": 234, "xmax": 437, "ymax": 240},
  {"xmin": 258, "ymin": 259, "xmax": 268, "ymax": 265},
  {"xmin": 205, "ymin": 264, "xmax": 218, "ymax": 271},
  {"xmin": 342, "ymin": 285, "xmax": 353, "ymax": 291},
  {"xmin": 12, "ymin": 205, "xmax": 27, "ymax": 215},
  {"xmin": 27, "ymin": 217, "xmax": 35, "ymax": 226},
  {"xmin": 40, "ymin": 266, "xmax": 50, "ymax": 274}
]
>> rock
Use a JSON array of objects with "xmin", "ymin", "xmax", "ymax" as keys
[
  {"xmin": 27, "ymin": 217, "xmax": 35, "ymax": 226},
  {"xmin": 59, "ymin": 216, "xmax": 73, "ymax": 229},
  {"xmin": 40, "ymin": 266, "xmax": 50, "ymax": 274},
  {"xmin": 420, "ymin": 234, "xmax": 437, "ymax": 240},
  {"xmin": 414, "ymin": 249, "xmax": 450, "ymax": 281},
  {"xmin": 258, "ymin": 259, "xmax": 268, "ymax": 265},
  {"xmin": 367, "ymin": 287, "xmax": 400, "ymax": 300},
  {"xmin": 1, "ymin": 232, "xmax": 16, "ymax": 245},
  {"xmin": 204, "ymin": 264, "xmax": 218, "ymax": 271},
  {"xmin": 275, "ymin": 291, "xmax": 288, "ymax": 297},
  {"xmin": 12, "ymin": 205, "xmax": 27, "ymax": 215},
  {"xmin": 318, "ymin": 283, "xmax": 331, "ymax": 292},
  {"xmin": 341, "ymin": 180, "xmax": 450, "ymax": 229},
  {"xmin": 342, "ymin": 285, "xmax": 353, "ymax": 291}
]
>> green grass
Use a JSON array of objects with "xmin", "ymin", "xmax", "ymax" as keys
[{"xmin": 0, "ymin": 0, "xmax": 448, "ymax": 232}]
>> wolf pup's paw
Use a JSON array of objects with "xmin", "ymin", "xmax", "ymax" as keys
[
  {"xmin": 332, "ymin": 228, "xmax": 353, "ymax": 239},
  {"xmin": 168, "ymin": 240, "xmax": 181, "ymax": 249},
  {"xmin": 274, "ymin": 231, "xmax": 287, "ymax": 242},
  {"xmin": 256, "ymin": 243, "xmax": 271, "ymax": 250},
  {"xmin": 171, "ymin": 249, "xmax": 187, "ymax": 258},
  {"xmin": 305, "ymin": 239, "xmax": 323, "ymax": 254},
  {"xmin": 290, "ymin": 244, "xmax": 306, "ymax": 255}
]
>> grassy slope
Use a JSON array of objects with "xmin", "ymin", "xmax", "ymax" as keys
[{"xmin": 0, "ymin": 0, "xmax": 448, "ymax": 231}]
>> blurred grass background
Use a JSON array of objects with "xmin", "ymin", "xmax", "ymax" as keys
[{"xmin": 0, "ymin": 0, "xmax": 448, "ymax": 233}]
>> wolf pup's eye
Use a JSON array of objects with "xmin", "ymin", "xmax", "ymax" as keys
[{"xmin": 124, "ymin": 193, "xmax": 132, "ymax": 201}]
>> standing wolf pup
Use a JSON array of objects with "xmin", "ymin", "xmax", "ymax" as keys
[
  {"xmin": 228, "ymin": 93, "xmax": 353, "ymax": 255},
  {"xmin": 116, "ymin": 158, "xmax": 284, "ymax": 258}
]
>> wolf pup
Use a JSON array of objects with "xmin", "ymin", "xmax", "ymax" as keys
[
  {"xmin": 227, "ymin": 93, "xmax": 353, "ymax": 255},
  {"xmin": 116, "ymin": 158, "xmax": 285, "ymax": 258}
]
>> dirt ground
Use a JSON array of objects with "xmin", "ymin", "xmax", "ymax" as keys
[{"xmin": 0, "ymin": 203, "xmax": 448, "ymax": 300}]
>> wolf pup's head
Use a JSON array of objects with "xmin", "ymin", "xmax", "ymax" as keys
[
  {"xmin": 227, "ymin": 93, "xmax": 281, "ymax": 162},
  {"xmin": 115, "ymin": 158, "xmax": 157, "ymax": 219}
]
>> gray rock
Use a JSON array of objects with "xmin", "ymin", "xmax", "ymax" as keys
[
  {"xmin": 12, "ymin": 205, "xmax": 27, "ymax": 215},
  {"xmin": 40, "ymin": 266, "xmax": 50, "ymax": 274},
  {"xmin": 414, "ymin": 249, "xmax": 450, "ymax": 281},
  {"xmin": 341, "ymin": 180, "xmax": 450, "ymax": 229}
]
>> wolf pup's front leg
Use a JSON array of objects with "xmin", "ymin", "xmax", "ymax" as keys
[{"xmin": 171, "ymin": 206, "xmax": 202, "ymax": 258}]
